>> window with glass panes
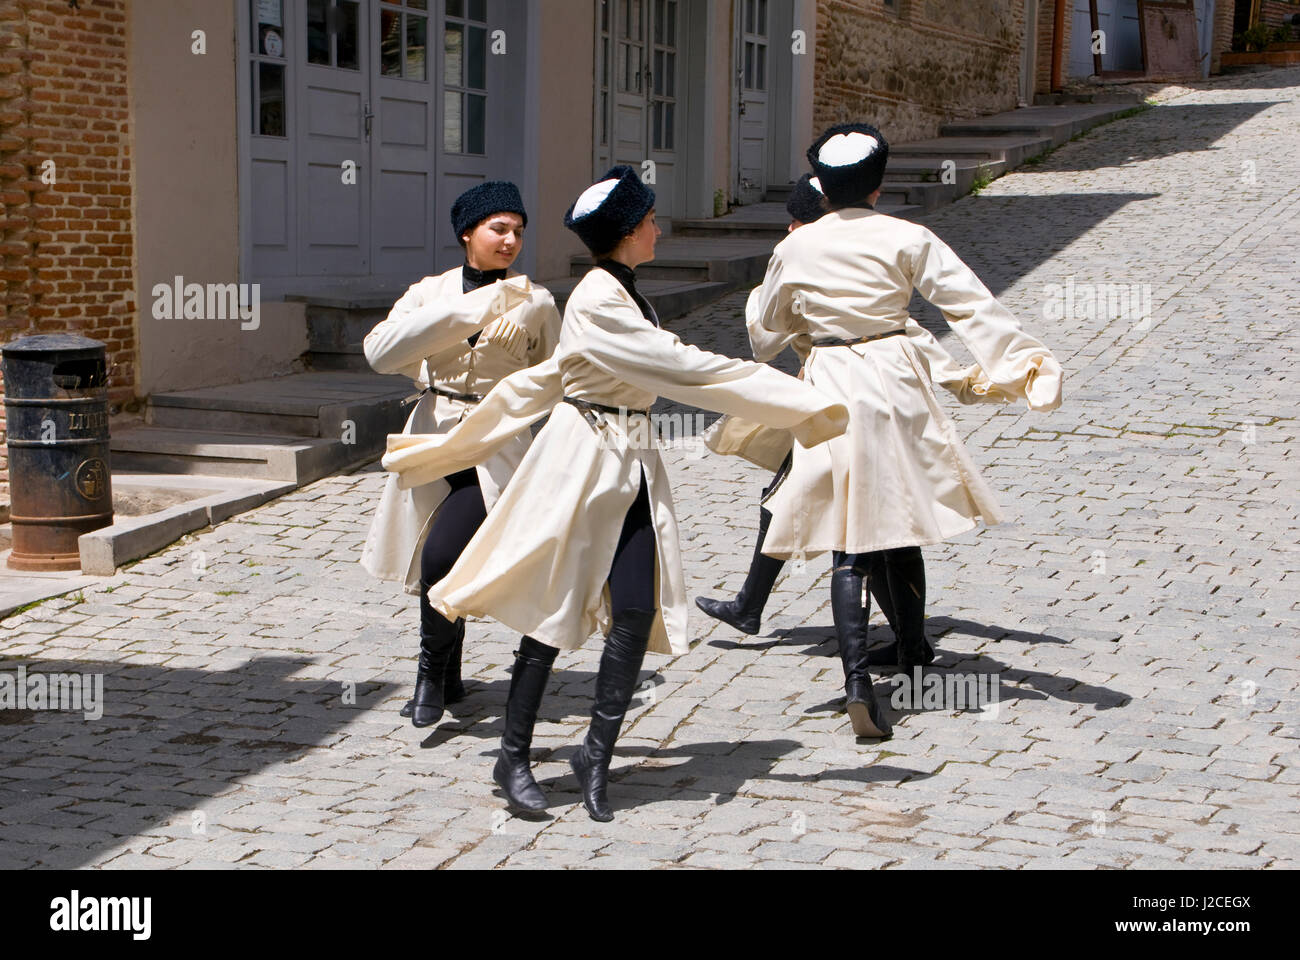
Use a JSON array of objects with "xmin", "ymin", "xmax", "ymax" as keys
[
  {"xmin": 742, "ymin": 0, "xmax": 767, "ymax": 92},
  {"xmin": 378, "ymin": 0, "xmax": 429, "ymax": 80},
  {"xmin": 251, "ymin": 0, "xmax": 289, "ymax": 136},
  {"xmin": 444, "ymin": 0, "xmax": 488, "ymax": 155},
  {"xmin": 650, "ymin": 0, "xmax": 677, "ymax": 151}
]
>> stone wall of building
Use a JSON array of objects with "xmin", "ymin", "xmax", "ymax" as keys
[
  {"xmin": 1260, "ymin": 0, "xmax": 1300, "ymax": 29},
  {"xmin": 0, "ymin": 1, "xmax": 135, "ymax": 521},
  {"xmin": 814, "ymin": 0, "xmax": 1029, "ymax": 143}
]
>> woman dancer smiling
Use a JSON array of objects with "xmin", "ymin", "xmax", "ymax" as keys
[{"xmin": 361, "ymin": 181, "xmax": 560, "ymax": 730}]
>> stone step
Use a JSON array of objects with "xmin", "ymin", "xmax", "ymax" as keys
[
  {"xmin": 891, "ymin": 134, "xmax": 1055, "ymax": 168},
  {"xmin": 146, "ymin": 371, "xmax": 412, "ymax": 443},
  {"xmin": 109, "ymin": 426, "xmax": 364, "ymax": 485},
  {"xmin": 939, "ymin": 102, "xmax": 1142, "ymax": 150},
  {"xmin": 544, "ymin": 275, "xmax": 732, "ymax": 323},
  {"xmin": 570, "ymin": 235, "xmax": 776, "ymax": 287}
]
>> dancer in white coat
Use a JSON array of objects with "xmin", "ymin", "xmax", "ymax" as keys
[
  {"xmin": 381, "ymin": 167, "xmax": 850, "ymax": 820},
  {"xmin": 360, "ymin": 181, "xmax": 560, "ymax": 728},
  {"xmin": 743, "ymin": 123, "xmax": 1064, "ymax": 737}
]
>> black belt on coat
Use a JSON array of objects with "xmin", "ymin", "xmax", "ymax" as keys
[
  {"xmin": 425, "ymin": 385, "xmax": 484, "ymax": 405},
  {"xmin": 563, "ymin": 396, "xmax": 651, "ymax": 428},
  {"xmin": 811, "ymin": 329, "xmax": 907, "ymax": 348}
]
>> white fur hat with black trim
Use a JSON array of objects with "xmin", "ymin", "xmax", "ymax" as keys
[
  {"xmin": 806, "ymin": 123, "xmax": 890, "ymax": 207},
  {"xmin": 563, "ymin": 166, "xmax": 656, "ymax": 255}
]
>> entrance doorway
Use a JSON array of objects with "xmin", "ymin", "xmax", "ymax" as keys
[
  {"xmin": 594, "ymin": 0, "xmax": 684, "ymax": 227},
  {"xmin": 240, "ymin": 0, "xmax": 524, "ymax": 293}
]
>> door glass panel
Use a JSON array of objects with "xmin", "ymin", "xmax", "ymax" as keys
[
  {"xmin": 444, "ymin": 92, "xmax": 463, "ymax": 152},
  {"xmin": 466, "ymin": 94, "xmax": 486, "ymax": 154},
  {"xmin": 447, "ymin": 0, "xmax": 464, "ymax": 16},
  {"xmin": 444, "ymin": 23, "xmax": 464, "ymax": 85},
  {"xmin": 308, "ymin": 0, "xmax": 330, "ymax": 63},
  {"xmin": 756, "ymin": 43, "xmax": 765, "ymax": 90},
  {"xmin": 381, "ymin": 9, "xmax": 402, "ymax": 75},
  {"xmin": 338, "ymin": 1, "xmax": 360, "ymax": 69},
  {"xmin": 408, "ymin": 0, "xmax": 428, "ymax": 9},
  {"xmin": 406, "ymin": 14, "xmax": 427, "ymax": 80},
  {"xmin": 758, "ymin": 0, "xmax": 767, "ymax": 36},
  {"xmin": 256, "ymin": 62, "xmax": 286, "ymax": 136},
  {"xmin": 744, "ymin": 43, "xmax": 753, "ymax": 89},
  {"xmin": 468, "ymin": 0, "xmax": 487, "ymax": 22},
  {"xmin": 467, "ymin": 25, "xmax": 487, "ymax": 89}
]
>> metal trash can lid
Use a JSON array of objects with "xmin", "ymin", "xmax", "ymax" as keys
[{"xmin": 3, "ymin": 334, "xmax": 106, "ymax": 356}]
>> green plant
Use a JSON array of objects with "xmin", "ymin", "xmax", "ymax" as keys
[
  {"xmin": 1235, "ymin": 23, "xmax": 1273, "ymax": 52},
  {"xmin": 968, "ymin": 165, "xmax": 995, "ymax": 195}
]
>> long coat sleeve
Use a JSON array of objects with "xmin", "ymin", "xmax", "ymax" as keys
[
  {"xmin": 741, "ymin": 208, "xmax": 1064, "ymax": 557},
  {"xmin": 359, "ymin": 268, "xmax": 561, "ymax": 595},
  {"xmin": 379, "ymin": 267, "xmax": 848, "ymax": 655}
]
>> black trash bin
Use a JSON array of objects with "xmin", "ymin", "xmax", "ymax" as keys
[{"xmin": 2, "ymin": 334, "xmax": 114, "ymax": 571}]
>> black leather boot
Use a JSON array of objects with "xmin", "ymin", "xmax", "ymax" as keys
[
  {"xmin": 831, "ymin": 563, "xmax": 893, "ymax": 739},
  {"xmin": 443, "ymin": 619, "xmax": 467, "ymax": 704},
  {"xmin": 408, "ymin": 618, "xmax": 458, "ymax": 729},
  {"xmin": 695, "ymin": 508, "xmax": 784, "ymax": 635},
  {"xmin": 866, "ymin": 548, "xmax": 934, "ymax": 670},
  {"xmin": 493, "ymin": 637, "xmax": 556, "ymax": 815},
  {"xmin": 401, "ymin": 618, "xmax": 466, "ymax": 717},
  {"xmin": 570, "ymin": 607, "xmax": 655, "ymax": 822}
]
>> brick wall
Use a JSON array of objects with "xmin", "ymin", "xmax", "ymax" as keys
[
  {"xmin": 814, "ymin": 0, "xmax": 1029, "ymax": 144},
  {"xmin": 0, "ymin": 0, "xmax": 135, "ymax": 522}
]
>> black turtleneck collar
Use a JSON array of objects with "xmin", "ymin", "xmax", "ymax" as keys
[
  {"xmin": 597, "ymin": 259, "xmax": 659, "ymax": 327},
  {"xmin": 462, "ymin": 261, "xmax": 508, "ymax": 293}
]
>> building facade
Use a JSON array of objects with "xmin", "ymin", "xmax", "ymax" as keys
[{"xmin": 0, "ymin": 0, "xmax": 1241, "ymax": 518}]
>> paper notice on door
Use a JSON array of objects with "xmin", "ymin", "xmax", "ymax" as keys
[{"xmin": 257, "ymin": 0, "xmax": 283, "ymax": 28}]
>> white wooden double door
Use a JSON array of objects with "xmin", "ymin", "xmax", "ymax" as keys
[{"xmin": 247, "ymin": 0, "xmax": 519, "ymax": 285}]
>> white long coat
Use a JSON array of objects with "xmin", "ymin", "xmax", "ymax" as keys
[
  {"xmin": 380, "ymin": 267, "xmax": 849, "ymax": 655},
  {"xmin": 745, "ymin": 208, "xmax": 1064, "ymax": 557},
  {"xmin": 359, "ymin": 267, "xmax": 561, "ymax": 595}
]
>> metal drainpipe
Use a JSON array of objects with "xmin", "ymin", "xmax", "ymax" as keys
[{"xmin": 1050, "ymin": 0, "xmax": 1067, "ymax": 92}]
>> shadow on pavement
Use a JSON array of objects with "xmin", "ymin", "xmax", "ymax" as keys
[{"xmin": 0, "ymin": 656, "xmax": 398, "ymax": 869}]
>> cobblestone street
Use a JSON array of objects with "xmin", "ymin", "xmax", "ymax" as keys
[{"xmin": 2, "ymin": 70, "xmax": 1297, "ymax": 870}]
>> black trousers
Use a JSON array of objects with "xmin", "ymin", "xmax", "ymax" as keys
[
  {"xmin": 418, "ymin": 468, "xmax": 486, "ymax": 641},
  {"xmin": 448, "ymin": 470, "xmax": 657, "ymax": 665}
]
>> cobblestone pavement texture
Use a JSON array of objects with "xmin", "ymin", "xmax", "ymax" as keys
[{"xmin": 2, "ymin": 71, "xmax": 1297, "ymax": 870}]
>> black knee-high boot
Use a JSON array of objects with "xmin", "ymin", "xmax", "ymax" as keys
[
  {"xmin": 570, "ymin": 607, "xmax": 655, "ymax": 822},
  {"xmin": 695, "ymin": 508, "xmax": 785, "ymax": 635},
  {"xmin": 401, "ymin": 617, "xmax": 466, "ymax": 718},
  {"xmin": 493, "ymin": 637, "xmax": 557, "ymax": 815},
  {"xmin": 443, "ymin": 619, "xmax": 466, "ymax": 704},
  {"xmin": 831, "ymin": 563, "xmax": 893, "ymax": 739},
  {"xmin": 867, "ymin": 548, "xmax": 934, "ymax": 669},
  {"xmin": 408, "ymin": 616, "xmax": 459, "ymax": 728}
]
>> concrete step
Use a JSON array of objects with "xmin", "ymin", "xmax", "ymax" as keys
[
  {"xmin": 939, "ymin": 102, "xmax": 1142, "ymax": 150},
  {"xmin": 110, "ymin": 426, "xmax": 361, "ymax": 485},
  {"xmin": 146, "ymin": 371, "xmax": 412, "ymax": 445},
  {"xmin": 891, "ymin": 134, "xmax": 1054, "ymax": 168},
  {"xmin": 675, "ymin": 201, "xmax": 790, "ymax": 239},
  {"xmin": 570, "ymin": 235, "xmax": 776, "ymax": 287},
  {"xmin": 296, "ymin": 299, "xmax": 389, "ymax": 373},
  {"xmin": 544, "ymin": 275, "xmax": 732, "ymax": 324}
]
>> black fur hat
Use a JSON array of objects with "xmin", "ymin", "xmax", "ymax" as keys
[
  {"xmin": 807, "ymin": 123, "xmax": 890, "ymax": 207},
  {"xmin": 452, "ymin": 180, "xmax": 528, "ymax": 240},
  {"xmin": 786, "ymin": 173, "xmax": 828, "ymax": 224},
  {"xmin": 564, "ymin": 166, "xmax": 656, "ymax": 255}
]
